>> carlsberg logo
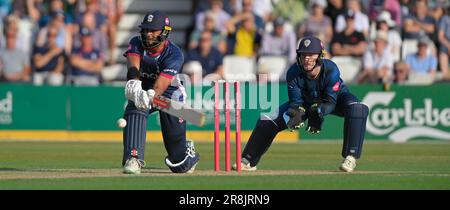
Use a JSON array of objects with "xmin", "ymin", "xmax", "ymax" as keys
[{"xmin": 362, "ymin": 92, "xmax": 450, "ymax": 142}]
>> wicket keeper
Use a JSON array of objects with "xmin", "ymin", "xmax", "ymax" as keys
[
  {"xmin": 122, "ymin": 10, "xmax": 199, "ymax": 174},
  {"xmin": 235, "ymin": 36, "xmax": 369, "ymax": 172}
]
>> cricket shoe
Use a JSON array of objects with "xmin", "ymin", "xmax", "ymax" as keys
[
  {"xmin": 232, "ymin": 158, "xmax": 257, "ymax": 171},
  {"xmin": 339, "ymin": 155, "xmax": 356, "ymax": 172},
  {"xmin": 186, "ymin": 140, "xmax": 199, "ymax": 174},
  {"xmin": 123, "ymin": 157, "xmax": 146, "ymax": 174}
]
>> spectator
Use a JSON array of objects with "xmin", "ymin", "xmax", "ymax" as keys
[
  {"xmin": 260, "ymin": 17, "xmax": 297, "ymax": 64},
  {"xmin": 438, "ymin": 1, "xmax": 450, "ymax": 79},
  {"xmin": 38, "ymin": 0, "xmax": 74, "ymax": 27},
  {"xmin": 331, "ymin": 10, "xmax": 367, "ymax": 57},
  {"xmin": 375, "ymin": 10, "xmax": 402, "ymax": 61},
  {"xmin": 189, "ymin": 12, "xmax": 227, "ymax": 54},
  {"xmin": 369, "ymin": 0, "xmax": 402, "ymax": 26},
  {"xmin": 250, "ymin": 0, "xmax": 273, "ymax": 23},
  {"xmin": 101, "ymin": 0, "xmax": 123, "ymax": 65},
  {"xmin": 430, "ymin": 0, "xmax": 449, "ymax": 57},
  {"xmin": 195, "ymin": 0, "xmax": 231, "ymax": 34},
  {"xmin": 402, "ymin": 0, "xmax": 434, "ymax": 40},
  {"xmin": 400, "ymin": 0, "xmax": 413, "ymax": 20},
  {"xmin": 0, "ymin": 15, "xmax": 31, "ymax": 82},
  {"xmin": 229, "ymin": 0, "xmax": 265, "ymax": 31},
  {"xmin": 272, "ymin": 0, "xmax": 306, "ymax": 28},
  {"xmin": 35, "ymin": 9, "xmax": 72, "ymax": 55},
  {"xmin": 297, "ymin": 0, "xmax": 333, "ymax": 49},
  {"xmin": 9, "ymin": 0, "xmax": 41, "ymax": 56},
  {"xmin": 405, "ymin": 36, "xmax": 438, "ymax": 78},
  {"xmin": 31, "ymin": 24, "xmax": 65, "ymax": 86},
  {"xmin": 324, "ymin": 0, "xmax": 346, "ymax": 31},
  {"xmin": 69, "ymin": 27, "xmax": 104, "ymax": 86},
  {"xmin": 335, "ymin": 0, "xmax": 370, "ymax": 38},
  {"xmin": 225, "ymin": 11, "xmax": 262, "ymax": 57},
  {"xmin": 393, "ymin": 61, "xmax": 410, "ymax": 84},
  {"xmin": 358, "ymin": 31, "xmax": 394, "ymax": 84},
  {"xmin": 72, "ymin": 11, "xmax": 108, "ymax": 57},
  {"xmin": 185, "ymin": 31, "xmax": 224, "ymax": 80}
]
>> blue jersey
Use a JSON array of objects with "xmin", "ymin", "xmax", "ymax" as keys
[
  {"xmin": 124, "ymin": 36, "xmax": 185, "ymax": 100},
  {"xmin": 286, "ymin": 59, "xmax": 349, "ymax": 116}
]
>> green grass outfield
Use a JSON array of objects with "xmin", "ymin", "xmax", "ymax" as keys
[{"xmin": 0, "ymin": 140, "xmax": 449, "ymax": 190}]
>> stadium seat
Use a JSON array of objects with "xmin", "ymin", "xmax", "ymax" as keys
[
  {"xmin": 401, "ymin": 39, "xmax": 436, "ymax": 60},
  {"xmin": 223, "ymin": 55, "xmax": 256, "ymax": 82},
  {"xmin": 257, "ymin": 55, "xmax": 288, "ymax": 82},
  {"xmin": 330, "ymin": 56, "xmax": 361, "ymax": 83}
]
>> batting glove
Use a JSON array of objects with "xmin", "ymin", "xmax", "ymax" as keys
[{"xmin": 125, "ymin": 80, "xmax": 151, "ymax": 110}]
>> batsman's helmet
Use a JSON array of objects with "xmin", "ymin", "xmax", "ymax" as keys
[
  {"xmin": 138, "ymin": 10, "xmax": 172, "ymax": 50},
  {"xmin": 296, "ymin": 36, "xmax": 325, "ymax": 71}
]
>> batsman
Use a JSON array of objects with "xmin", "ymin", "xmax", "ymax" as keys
[
  {"xmin": 234, "ymin": 36, "xmax": 369, "ymax": 172},
  {"xmin": 121, "ymin": 10, "xmax": 199, "ymax": 174}
]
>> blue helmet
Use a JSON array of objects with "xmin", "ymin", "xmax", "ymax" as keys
[
  {"xmin": 138, "ymin": 10, "xmax": 172, "ymax": 50},
  {"xmin": 296, "ymin": 36, "xmax": 325, "ymax": 71}
]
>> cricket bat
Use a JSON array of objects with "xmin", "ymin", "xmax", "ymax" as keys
[{"xmin": 152, "ymin": 95, "xmax": 206, "ymax": 127}]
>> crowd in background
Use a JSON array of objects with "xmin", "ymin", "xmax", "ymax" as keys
[
  {"xmin": 184, "ymin": 0, "xmax": 450, "ymax": 85},
  {"xmin": 0, "ymin": 0, "xmax": 123, "ymax": 85},
  {"xmin": 1, "ymin": 0, "xmax": 450, "ymax": 86}
]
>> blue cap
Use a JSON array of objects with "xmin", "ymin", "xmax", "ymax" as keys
[
  {"xmin": 297, "ymin": 36, "xmax": 324, "ymax": 54},
  {"xmin": 139, "ymin": 10, "xmax": 171, "ymax": 30}
]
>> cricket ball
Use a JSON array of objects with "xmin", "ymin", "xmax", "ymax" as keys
[{"xmin": 117, "ymin": 118, "xmax": 127, "ymax": 128}]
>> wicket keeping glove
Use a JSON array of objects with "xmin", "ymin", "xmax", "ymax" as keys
[
  {"xmin": 306, "ymin": 103, "xmax": 324, "ymax": 134},
  {"xmin": 286, "ymin": 106, "xmax": 306, "ymax": 131},
  {"xmin": 125, "ymin": 79, "xmax": 151, "ymax": 110}
]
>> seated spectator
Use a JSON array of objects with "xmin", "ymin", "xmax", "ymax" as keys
[
  {"xmin": 32, "ymin": 24, "xmax": 65, "ymax": 86},
  {"xmin": 335, "ymin": 0, "xmax": 370, "ymax": 38},
  {"xmin": 101, "ymin": 0, "xmax": 124, "ymax": 65},
  {"xmin": 185, "ymin": 31, "xmax": 224, "ymax": 80},
  {"xmin": 39, "ymin": 0, "xmax": 74, "ymax": 28},
  {"xmin": 375, "ymin": 10, "xmax": 402, "ymax": 61},
  {"xmin": 331, "ymin": 10, "xmax": 367, "ymax": 57},
  {"xmin": 357, "ymin": 31, "xmax": 393, "ymax": 84},
  {"xmin": 437, "ymin": 2, "xmax": 450, "ymax": 79},
  {"xmin": 0, "ymin": 16, "xmax": 31, "ymax": 83},
  {"xmin": 393, "ymin": 61, "xmax": 410, "ymax": 84},
  {"xmin": 271, "ymin": 0, "xmax": 306, "ymax": 28},
  {"xmin": 405, "ymin": 36, "xmax": 438, "ymax": 78},
  {"xmin": 189, "ymin": 12, "xmax": 227, "ymax": 54},
  {"xmin": 260, "ymin": 17, "xmax": 297, "ymax": 64},
  {"xmin": 402, "ymin": 0, "xmax": 434, "ymax": 40},
  {"xmin": 369, "ymin": 0, "xmax": 401, "ymax": 26},
  {"xmin": 324, "ymin": 0, "xmax": 346, "ymax": 31},
  {"xmin": 35, "ymin": 10, "xmax": 73, "ymax": 55},
  {"xmin": 195, "ymin": 0, "xmax": 231, "ymax": 34},
  {"xmin": 69, "ymin": 27, "xmax": 104, "ymax": 86},
  {"xmin": 297, "ymin": 0, "xmax": 333, "ymax": 49},
  {"xmin": 225, "ymin": 12, "xmax": 262, "ymax": 57},
  {"xmin": 233, "ymin": 0, "xmax": 265, "ymax": 30},
  {"xmin": 72, "ymin": 11, "xmax": 108, "ymax": 57}
]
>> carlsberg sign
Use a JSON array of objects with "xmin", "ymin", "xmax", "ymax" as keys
[{"xmin": 362, "ymin": 92, "xmax": 450, "ymax": 142}]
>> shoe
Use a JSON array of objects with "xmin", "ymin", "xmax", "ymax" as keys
[
  {"xmin": 339, "ymin": 155, "xmax": 356, "ymax": 172},
  {"xmin": 123, "ymin": 157, "xmax": 145, "ymax": 174},
  {"xmin": 185, "ymin": 140, "xmax": 199, "ymax": 174},
  {"xmin": 232, "ymin": 158, "xmax": 257, "ymax": 171}
]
